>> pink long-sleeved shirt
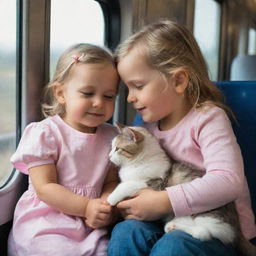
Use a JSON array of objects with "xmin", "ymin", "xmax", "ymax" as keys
[{"xmin": 146, "ymin": 106, "xmax": 256, "ymax": 239}]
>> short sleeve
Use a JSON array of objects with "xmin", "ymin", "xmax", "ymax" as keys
[{"xmin": 11, "ymin": 122, "xmax": 58, "ymax": 174}]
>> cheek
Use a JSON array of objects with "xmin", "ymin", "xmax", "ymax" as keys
[
  {"xmin": 105, "ymin": 102, "xmax": 115, "ymax": 115},
  {"xmin": 71, "ymin": 101, "xmax": 88, "ymax": 114}
]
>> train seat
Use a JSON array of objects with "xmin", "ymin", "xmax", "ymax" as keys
[
  {"xmin": 230, "ymin": 55, "xmax": 256, "ymax": 81},
  {"xmin": 216, "ymin": 81, "xmax": 256, "ymax": 216},
  {"xmin": 133, "ymin": 81, "xmax": 256, "ymax": 216}
]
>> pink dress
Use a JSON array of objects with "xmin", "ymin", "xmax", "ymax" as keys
[
  {"xmin": 146, "ymin": 106, "xmax": 256, "ymax": 240},
  {"xmin": 8, "ymin": 115, "xmax": 117, "ymax": 256}
]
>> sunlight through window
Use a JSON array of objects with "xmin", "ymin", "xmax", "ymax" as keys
[
  {"xmin": 50, "ymin": 0, "xmax": 105, "ymax": 78},
  {"xmin": 194, "ymin": 0, "xmax": 221, "ymax": 80}
]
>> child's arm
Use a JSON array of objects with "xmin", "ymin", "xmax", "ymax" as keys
[
  {"xmin": 29, "ymin": 164, "xmax": 89, "ymax": 217},
  {"xmin": 101, "ymin": 163, "xmax": 119, "ymax": 200},
  {"xmin": 85, "ymin": 164, "xmax": 120, "ymax": 229},
  {"xmin": 165, "ymin": 108, "xmax": 244, "ymax": 217}
]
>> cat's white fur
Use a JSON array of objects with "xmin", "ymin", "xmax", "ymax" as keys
[
  {"xmin": 107, "ymin": 126, "xmax": 236, "ymax": 244},
  {"xmin": 164, "ymin": 215, "xmax": 235, "ymax": 244},
  {"xmin": 107, "ymin": 127, "xmax": 171, "ymax": 206}
]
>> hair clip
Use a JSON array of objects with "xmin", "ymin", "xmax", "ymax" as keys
[{"xmin": 71, "ymin": 54, "xmax": 85, "ymax": 63}]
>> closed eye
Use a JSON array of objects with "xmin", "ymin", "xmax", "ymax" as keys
[
  {"xmin": 135, "ymin": 85, "xmax": 144, "ymax": 90},
  {"xmin": 81, "ymin": 91, "xmax": 94, "ymax": 97},
  {"xmin": 104, "ymin": 95, "xmax": 116, "ymax": 100}
]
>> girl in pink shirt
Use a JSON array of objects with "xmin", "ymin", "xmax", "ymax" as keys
[
  {"xmin": 108, "ymin": 20, "xmax": 256, "ymax": 256},
  {"xmin": 8, "ymin": 43, "xmax": 119, "ymax": 256}
]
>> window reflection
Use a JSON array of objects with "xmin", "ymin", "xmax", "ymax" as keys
[{"xmin": 193, "ymin": 0, "xmax": 221, "ymax": 80}]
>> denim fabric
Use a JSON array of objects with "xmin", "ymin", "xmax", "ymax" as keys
[{"xmin": 107, "ymin": 220, "xmax": 238, "ymax": 256}]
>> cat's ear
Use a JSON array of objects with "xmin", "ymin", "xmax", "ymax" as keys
[
  {"xmin": 128, "ymin": 128, "xmax": 144, "ymax": 143},
  {"xmin": 115, "ymin": 122, "xmax": 125, "ymax": 133}
]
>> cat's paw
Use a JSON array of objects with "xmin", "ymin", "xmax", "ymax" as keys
[
  {"xmin": 164, "ymin": 222, "xmax": 176, "ymax": 233},
  {"xmin": 107, "ymin": 194, "xmax": 119, "ymax": 206}
]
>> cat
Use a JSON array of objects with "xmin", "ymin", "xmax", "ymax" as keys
[{"xmin": 107, "ymin": 123, "xmax": 256, "ymax": 256}]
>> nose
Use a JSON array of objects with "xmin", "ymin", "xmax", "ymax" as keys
[
  {"xmin": 127, "ymin": 91, "xmax": 136, "ymax": 103},
  {"xmin": 93, "ymin": 96, "xmax": 103, "ymax": 108}
]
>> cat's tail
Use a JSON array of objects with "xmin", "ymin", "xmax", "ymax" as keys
[{"xmin": 236, "ymin": 234, "xmax": 256, "ymax": 256}]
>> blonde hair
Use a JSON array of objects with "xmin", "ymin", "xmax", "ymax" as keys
[
  {"xmin": 116, "ymin": 20, "xmax": 230, "ymax": 114},
  {"xmin": 42, "ymin": 43, "xmax": 116, "ymax": 117}
]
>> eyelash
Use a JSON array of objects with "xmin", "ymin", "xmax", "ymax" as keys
[
  {"xmin": 82, "ymin": 92, "xmax": 93, "ymax": 97},
  {"xmin": 104, "ymin": 95, "xmax": 115, "ymax": 100},
  {"xmin": 81, "ymin": 92, "xmax": 115, "ymax": 100},
  {"xmin": 135, "ymin": 85, "xmax": 144, "ymax": 90}
]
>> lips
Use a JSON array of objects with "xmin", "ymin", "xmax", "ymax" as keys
[
  {"xmin": 136, "ymin": 107, "xmax": 146, "ymax": 113},
  {"xmin": 87, "ymin": 112, "xmax": 104, "ymax": 117}
]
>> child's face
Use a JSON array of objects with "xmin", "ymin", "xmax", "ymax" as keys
[
  {"xmin": 118, "ymin": 48, "xmax": 189, "ymax": 130},
  {"xmin": 57, "ymin": 62, "xmax": 118, "ymax": 133}
]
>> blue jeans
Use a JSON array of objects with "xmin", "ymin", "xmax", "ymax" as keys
[{"xmin": 107, "ymin": 220, "xmax": 238, "ymax": 256}]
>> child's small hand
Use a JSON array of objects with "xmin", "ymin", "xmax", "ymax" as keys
[
  {"xmin": 117, "ymin": 189, "xmax": 172, "ymax": 221},
  {"xmin": 84, "ymin": 199, "xmax": 113, "ymax": 229}
]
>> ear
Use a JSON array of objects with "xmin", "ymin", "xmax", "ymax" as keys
[
  {"xmin": 115, "ymin": 122, "xmax": 125, "ymax": 133},
  {"xmin": 127, "ymin": 128, "xmax": 144, "ymax": 143},
  {"xmin": 53, "ymin": 82, "xmax": 66, "ymax": 104},
  {"xmin": 172, "ymin": 69, "xmax": 189, "ymax": 95}
]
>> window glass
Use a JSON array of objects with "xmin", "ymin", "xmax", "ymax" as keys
[
  {"xmin": 0, "ymin": 0, "xmax": 17, "ymax": 187},
  {"xmin": 193, "ymin": 0, "xmax": 221, "ymax": 80},
  {"xmin": 50, "ymin": 0, "xmax": 105, "ymax": 78},
  {"xmin": 248, "ymin": 28, "xmax": 256, "ymax": 55}
]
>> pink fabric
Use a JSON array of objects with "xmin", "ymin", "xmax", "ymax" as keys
[
  {"xmin": 8, "ymin": 115, "xmax": 117, "ymax": 256},
  {"xmin": 146, "ymin": 106, "xmax": 256, "ymax": 240}
]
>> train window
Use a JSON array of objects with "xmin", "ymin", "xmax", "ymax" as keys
[
  {"xmin": 50, "ymin": 0, "xmax": 104, "ymax": 78},
  {"xmin": 0, "ymin": 0, "xmax": 17, "ymax": 187},
  {"xmin": 193, "ymin": 0, "xmax": 221, "ymax": 80},
  {"xmin": 248, "ymin": 28, "xmax": 256, "ymax": 55}
]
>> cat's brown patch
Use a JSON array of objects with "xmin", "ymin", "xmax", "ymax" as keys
[{"xmin": 113, "ymin": 127, "xmax": 145, "ymax": 158}]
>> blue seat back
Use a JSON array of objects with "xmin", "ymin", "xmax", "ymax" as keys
[
  {"xmin": 216, "ymin": 81, "xmax": 256, "ymax": 215},
  {"xmin": 133, "ymin": 81, "xmax": 256, "ymax": 215}
]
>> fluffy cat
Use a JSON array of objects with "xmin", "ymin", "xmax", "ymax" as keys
[{"xmin": 107, "ymin": 124, "xmax": 256, "ymax": 256}]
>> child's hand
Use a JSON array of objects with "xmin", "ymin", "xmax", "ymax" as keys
[
  {"xmin": 84, "ymin": 199, "xmax": 113, "ymax": 229},
  {"xmin": 116, "ymin": 189, "xmax": 172, "ymax": 221}
]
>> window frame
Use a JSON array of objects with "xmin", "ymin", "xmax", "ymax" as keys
[{"xmin": 95, "ymin": 0, "xmax": 121, "ymax": 51}]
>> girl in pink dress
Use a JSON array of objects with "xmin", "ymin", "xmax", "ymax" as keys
[{"xmin": 8, "ymin": 43, "xmax": 119, "ymax": 256}]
